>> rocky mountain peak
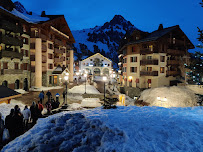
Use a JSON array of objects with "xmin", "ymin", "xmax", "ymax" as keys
[{"xmin": 110, "ymin": 15, "xmax": 127, "ymax": 25}]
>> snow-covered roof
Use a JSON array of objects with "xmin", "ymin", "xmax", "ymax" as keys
[
  {"xmin": 82, "ymin": 53, "xmax": 112, "ymax": 62},
  {"xmin": 0, "ymin": 7, "xmax": 49, "ymax": 23}
]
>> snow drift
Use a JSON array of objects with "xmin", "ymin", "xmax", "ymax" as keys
[
  {"xmin": 139, "ymin": 86, "xmax": 197, "ymax": 107},
  {"xmin": 2, "ymin": 106, "xmax": 203, "ymax": 152}
]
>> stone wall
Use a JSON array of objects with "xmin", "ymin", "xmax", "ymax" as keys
[{"xmin": 0, "ymin": 58, "xmax": 30, "ymax": 89}]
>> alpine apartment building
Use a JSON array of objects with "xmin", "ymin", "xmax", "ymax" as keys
[
  {"xmin": 30, "ymin": 13, "xmax": 75, "ymax": 87},
  {"xmin": 0, "ymin": 8, "xmax": 30, "ymax": 90},
  {"xmin": 118, "ymin": 24, "xmax": 194, "ymax": 92},
  {"xmin": 0, "ymin": 0, "xmax": 75, "ymax": 90}
]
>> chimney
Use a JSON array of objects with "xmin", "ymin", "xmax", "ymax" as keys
[
  {"xmin": 158, "ymin": 24, "xmax": 163, "ymax": 30},
  {"xmin": 29, "ymin": 11, "xmax": 32, "ymax": 15},
  {"xmin": 41, "ymin": 11, "xmax": 46, "ymax": 17}
]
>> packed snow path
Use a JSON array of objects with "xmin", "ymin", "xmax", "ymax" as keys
[{"xmin": 2, "ymin": 106, "xmax": 203, "ymax": 152}]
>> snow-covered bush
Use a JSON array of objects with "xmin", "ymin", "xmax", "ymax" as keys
[{"xmin": 139, "ymin": 86, "xmax": 197, "ymax": 107}]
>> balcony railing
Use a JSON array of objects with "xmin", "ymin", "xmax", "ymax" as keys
[
  {"xmin": 66, "ymin": 44, "xmax": 72, "ymax": 50},
  {"xmin": 167, "ymin": 49, "xmax": 185, "ymax": 56},
  {"xmin": 0, "ymin": 50, "xmax": 23, "ymax": 60},
  {"xmin": 140, "ymin": 59, "xmax": 158, "ymax": 65},
  {"xmin": 140, "ymin": 49, "xmax": 153, "ymax": 55},
  {"xmin": 54, "ymin": 57, "xmax": 64, "ymax": 63},
  {"xmin": 54, "ymin": 48, "xmax": 64, "ymax": 54},
  {"xmin": 167, "ymin": 60, "xmax": 179, "ymax": 65},
  {"xmin": 1, "ymin": 69, "xmax": 23, "ymax": 75},
  {"xmin": 42, "ymin": 66, "xmax": 47, "ymax": 72},
  {"xmin": 30, "ymin": 55, "xmax": 35, "ymax": 61},
  {"xmin": 140, "ymin": 71, "xmax": 158, "ymax": 76},
  {"xmin": 42, "ymin": 55, "xmax": 47, "ymax": 63},
  {"xmin": 0, "ymin": 20, "xmax": 23, "ymax": 34},
  {"xmin": 166, "ymin": 70, "xmax": 180, "ymax": 76},
  {"xmin": 41, "ymin": 34, "xmax": 47, "ymax": 40},
  {"xmin": 54, "ymin": 39, "xmax": 64, "ymax": 46},
  {"xmin": 0, "ymin": 35, "xmax": 23, "ymax": 47},
  {"xmin": 42, "ymin": 44, "xmax": 47, "ymax": 52}
]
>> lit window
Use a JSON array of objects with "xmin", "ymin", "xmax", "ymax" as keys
[
  {"xmin": 149, "ymin": 45, "xmax": 153, "ymax": 51},
  {"xmin": 160, "ymin": 67, "xmax": 165, "ymax": 73}
]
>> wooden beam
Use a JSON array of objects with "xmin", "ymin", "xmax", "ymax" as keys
[{"xmin": 0, "ymin": 94, "xmax": 22, "ymax": 102}]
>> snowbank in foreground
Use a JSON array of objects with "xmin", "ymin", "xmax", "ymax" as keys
[
  {"xmin": 68, "ymin": 84, "xmax": 100, "ymax": 94},
  {"xmin": 139, "ymin": 86, "xmax": 197, "ymax": 107},
  {"xmin": 2, "ymin": 106, "xmax": 203, "ymax": 152},
  {"xmin": 0, "ymin": 99, "xmax": 25, "ymax": 120}
]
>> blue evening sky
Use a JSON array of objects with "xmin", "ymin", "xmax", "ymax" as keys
[{"xmin": 13, "ymin": 0, "xmax": 203, "ymax": 53}]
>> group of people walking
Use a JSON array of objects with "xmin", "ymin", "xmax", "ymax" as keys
[
  {"xmin": 0, "ymin": 90, "xmax": 65, "ymax": 148},
  {"xmin": 0, "ymin": 102, "xmax": 44, "ymax": 146}
]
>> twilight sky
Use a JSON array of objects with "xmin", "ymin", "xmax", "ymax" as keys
[{"xmin": 13, "ymin": 0, "xmax": 203, "ymax": 53}]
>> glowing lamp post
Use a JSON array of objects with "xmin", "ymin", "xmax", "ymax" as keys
[
  {"xmin": 63, "ymin": 74, "xmax": 69, "ymax": 108},
  {"xmin": 84, "ymin": 73, "xmax": 87, "ymax": 94},
  {"xmin": 103, "ymin": 76, "xmax": 107, "ymax": 103}
]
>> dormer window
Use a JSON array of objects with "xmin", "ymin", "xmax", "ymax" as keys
[{"xmin": 149, "ymin": 45, "xmax": 153, "ymax": 51}]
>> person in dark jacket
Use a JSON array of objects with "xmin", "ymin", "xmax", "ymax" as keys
[
  {"xmin": 5, "ymin": 109, "xmax": 15, "ymax": 140},
  {"xmin": 46, "ymin": 90, "xmax": 52, "ymax": 101},
  {"xmin": 30, "ymin": 101, "xmax": 38, "ymax": 125},
  {"xmin": 45, "ymin": 100, "xmax": 52, "ymax": 115},
  {"xmin": 13, "ymin": 106, "xmax": 24, "ymax": 138}
]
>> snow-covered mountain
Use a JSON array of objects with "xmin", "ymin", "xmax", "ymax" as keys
[
  {"xmin": 72, "ymin": 15, "xmax": 139, "ymax": 68},
  {"xmin": 14, "ymin": 1, "xmax": 29, "ymax": 14}
]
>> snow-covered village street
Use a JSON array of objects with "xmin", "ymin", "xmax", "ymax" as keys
[
  {"xmin": 0, "ymin": 0, "xmax": 203, "ymax": 151},
  {"xmin": 1, "ymin": 76, "xmax": 203, "ymax": 151}
]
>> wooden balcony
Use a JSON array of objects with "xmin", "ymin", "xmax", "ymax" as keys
[
  {"xmin": 140, "ymin": 49, "xmax": 153, "ymax": 55},
  {"xmin": 167, "ymin": 60, "xmax": 179, "ymax": 65},
  {"xmin": 42, "ymin": 66, "xmax": 47, "ymax": 72},
  {"xmin": 54, "ymin": 39, "xmax": 64, "ymax": 46},
  {"xmin": 42, "ymin": 44, "xmax": 47, "ymax": 52},
  {"xmin": 0, "ymin": 50, "xmax": 23, "ymax": 60},
  {"xmin": 1, "ymin": 69, "xmax": 23, "ymax": 75},
  {"xmin": 0, "ymin": 35, "xmax": 23, "ymax": 47},
  {"xmin": 42, "ymin": 55, "xmax": 47, "ymax": 63},
  {"xmin": 31, "ymin": 66, "xmax": 35, "ymax": 72},
  {"xmin": 41, "ymin": 34, "xmax": 47, "ymax": 41},
  {"xmin": 140, "ymin": 71, "xmax": 158, "ymax": 76},
  {"xmin": 167, "ymin": 49, "xmax": 185, "ymax": 56},
  {"xmin": 30, "ymin": 55, "xmax": 35, "ymax": 61},
  {"xmin": 54, "ymin": 57, "xmax": 63, "ymax": 63},
  {"xmin": 140, "ymin": 59, "xmax": 158, "ymax": 65},
  {"xmin": 66, "ymin": 44, "xmax": 71, "ymax": 50},
  {"xmin": 66, "ymin": 53, "xmax": 70, "ymax": 57},
  {"xmin": 66, "ymin": 60, "xmax": 70, "ymax": 64},
  {"xmin": 0, "ymin": 20, "xmax": 23, "ymax": 34},
  {"xmin": 166, "ymin": 70, "xmax": 180, "ymax": 76},
  {"xmin": 54, "ymin": 48, "xmax": 64, "ymax": 54}
]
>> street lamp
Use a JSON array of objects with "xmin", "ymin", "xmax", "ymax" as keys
[
  {"xmin": 84, "ymin": 73, "xmax": 87, "ymax": 94},
  {"xmin": 63, "ymin": 75, "xmax": 69, "ymax": 108},
  {"xmin": 103, "ymin": 76, "xmax": 107, "ymax": 104}
]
